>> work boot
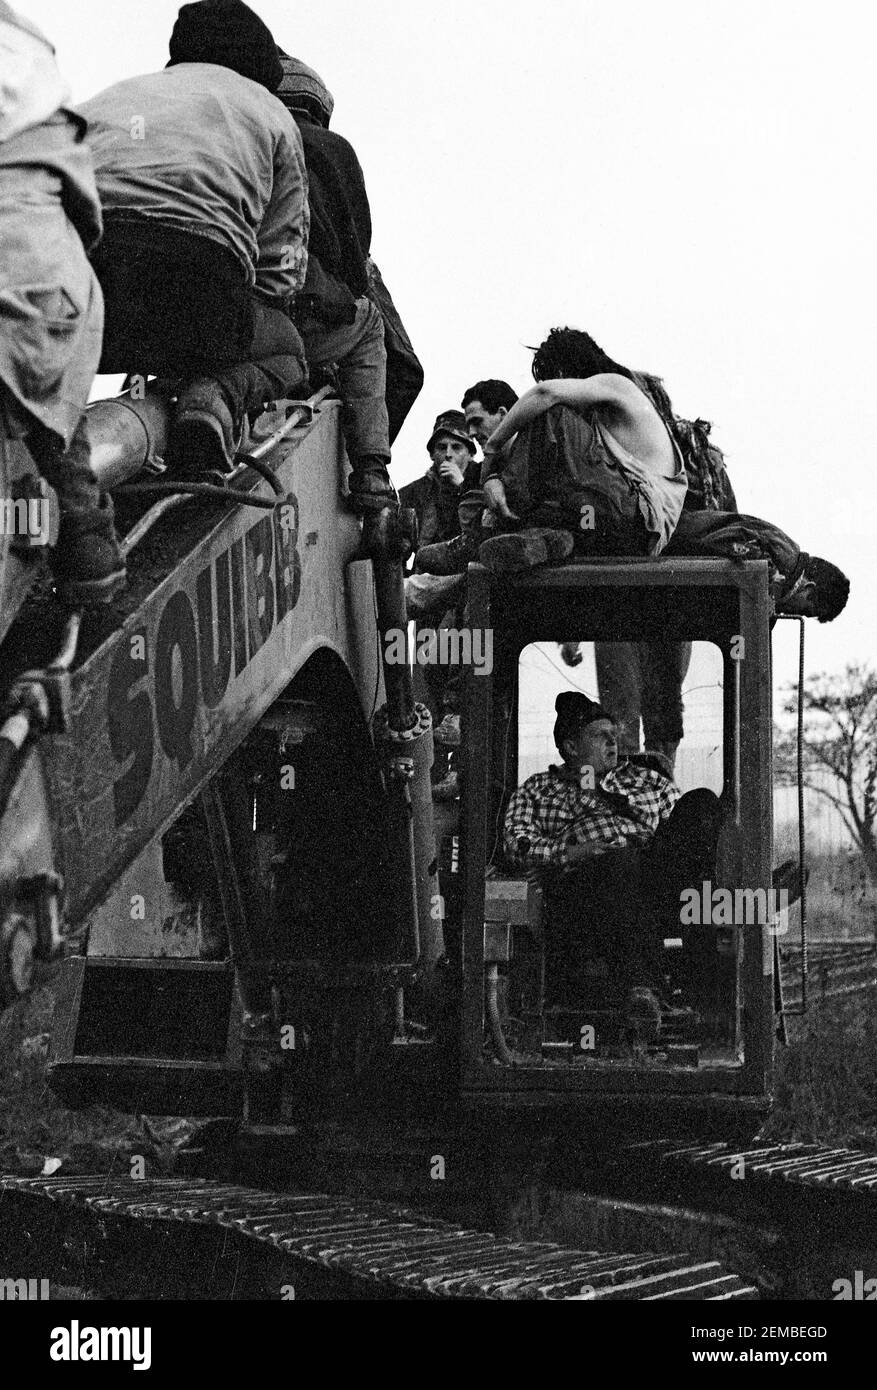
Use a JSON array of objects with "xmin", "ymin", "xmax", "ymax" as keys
[
  {"xmin": 348, "ymin": 456, "xmax": 398, "ymax": 514},
  {"xmin": 478, "ymin": 527, "xmax": 574, "ymax": 574},
  {"xmin": 170, "ymin": 379, "xmax": 237, "ymax": 475},
  {"xmin": 415, "ymin": 532, "xmax": 479, "ymax": 576},
  {"xmin": 52, "ymin": 494, "xmax": 127, "ymax": 607}
]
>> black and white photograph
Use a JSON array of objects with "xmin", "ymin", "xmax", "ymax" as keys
[{"xmin": 0, "ymin": 0, "xmax": 875, "ymax": 1351}]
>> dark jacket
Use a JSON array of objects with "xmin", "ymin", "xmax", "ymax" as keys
[
  {"xmin": 401, "ymin": 462, "xmax": 480, "ymax": 551},
  {"xmin": 665, "ymin": 509, "xmax": 802, "ymax": 599},
  {"xmin": 294, "ymin": 117, "xmax": 371, "ymax": 325}
]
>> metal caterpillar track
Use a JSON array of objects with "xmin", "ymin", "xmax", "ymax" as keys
[
  {"xmin": 633, "ymin": 1139, "xmax": 877, "ymax": 1194},
  {"xmin": 0, "ymin": 1174, "xmax": 757, "ymax": 1300}
]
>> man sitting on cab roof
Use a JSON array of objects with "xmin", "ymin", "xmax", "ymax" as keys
[
  {"xmin": 477, "ymin": 328, "xmax": 689, "ymax": 571},
  {"xmin": 504, "ymin": 692, "xmax": 722, "ymax": 1026},
  {"xmin": 79, "ymin": 0, "xmax": 308, "ymax": 474}
]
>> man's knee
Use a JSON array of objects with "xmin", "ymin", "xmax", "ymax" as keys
[
  {"xmin": 670, "ymin": 789, "xmax": 723, "ymax": 841},
  {"xmin": 250, "ymin": 301, "xmax": 307, "ymax": 367}
]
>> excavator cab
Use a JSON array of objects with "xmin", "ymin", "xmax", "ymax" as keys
[{"xmin": 452, "ymin": 557, "xmax": 776, "ymax": 1130}]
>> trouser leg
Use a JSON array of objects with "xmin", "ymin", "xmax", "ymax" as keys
[
  {"xmin": 94, "ymin": 229, "xmax": 307, "ymax": 425},
  {"xmin": 299, "ymin": 297, "xmax": 390, "ymax": 461},
  {"xmin": 28, "ymin": 415, "xmax": 100, "ymax": 510},
  {"xmin": 210, "ymin": 297, "xmax": 307, "ymax": 425},
  {"xmin": 639, "ymin": 641, "xmax": 692, "ymax": 764},
  {"xmin": 26, "ymin": 414, "xmax": 126, "ymax": 605},
  {"xmin": 642, "ymin": 789, "xmax": 723, "ymax": 932},
  {"xmin": 595, "ymin": 643, "xmax": 643, "ymax": 755},
  {"xmin": 549, "ymin": 848, "xmax": 655, "ymax": 1001}
]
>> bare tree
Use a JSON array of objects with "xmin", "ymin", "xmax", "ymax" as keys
[{"xmin": 774, "ymin": 664, "xmax": 877, "ymax": 882}]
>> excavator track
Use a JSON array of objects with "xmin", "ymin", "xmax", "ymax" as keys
[
  {"xmin": 625, "ymin": 1138, "xmax": 877, "ymax": 1196},
  {"xmin": 0, "ymin": 1174, "xmax": 758, "ymax": 1300}
]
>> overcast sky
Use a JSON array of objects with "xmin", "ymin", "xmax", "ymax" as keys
[{"xmin": 27, "ymin": 0, "xmax": 875, "ymax": 696}]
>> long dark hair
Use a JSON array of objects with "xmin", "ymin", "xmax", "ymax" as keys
[{"xmin": 531, "ymin": 327, "xmax": 637, "ymax": 385}]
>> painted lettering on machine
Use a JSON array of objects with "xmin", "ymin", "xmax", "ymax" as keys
[{"xmin": 107, "ymin": 496, "xmax": 301, "ymax": 827}]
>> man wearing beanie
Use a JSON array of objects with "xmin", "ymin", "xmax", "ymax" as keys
[
  {"xmin": 504, "ymin": 691, "xmax": 722, "ymax": 1023},
  {"xmin": 0, "ymin": 2, "xmax": 125, "ymax": 605},
  {"xmin": 275, "ymin": 51, "xmax": 401, "ymax": 513},
  {"xmin": 78, "ymin": 1, "xmax": 309, "ymax": 473}
]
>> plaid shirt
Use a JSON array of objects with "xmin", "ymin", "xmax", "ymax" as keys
[{"xmin": 504, "ymin": 759, "xmax": 680, "ymax": 871}]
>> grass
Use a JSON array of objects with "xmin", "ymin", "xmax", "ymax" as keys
[
  {"xmin": 761, "ymin": 988, "xmax": 877, "ymax": 1148},
  {"xmin": 0, "ymin": 986, "xmax": 137, "ymax": 1173},
  {"xmin": 774, "ymin": 831, "xmax": 877, "ymax": 943}
]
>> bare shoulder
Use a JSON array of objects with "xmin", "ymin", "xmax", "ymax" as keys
[{"xmin": 595, "ymin": 374, "xmax": 655, "ymax": 411}]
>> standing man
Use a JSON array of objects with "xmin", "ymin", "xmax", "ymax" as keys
[
  {"xmin": 276, "ymin": 54, "xmax": 401, "ymax": 514},
  {"xmin": 79, "ymin": 0, "xmax": 309, "ymax": 474},
  {"xmin": 402, "ymin": 411, "xmax": 480, "ymax": 787}
]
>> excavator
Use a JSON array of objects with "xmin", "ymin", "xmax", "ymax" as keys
[{"xmin": 1, "ymin": 377, "xmax": 783, "ymax": 1164}]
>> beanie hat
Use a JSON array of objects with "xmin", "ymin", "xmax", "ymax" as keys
[
  {"xmin": 168, "ymin": 0, "xmax": 283, "ymax": 93},
  {"xmin": 276, "ymin": 50, "xmax": 335, "ymax": 126},
  {"xmin": 553, "ymin": 692, "xmax": 612, "ymax": 752}
]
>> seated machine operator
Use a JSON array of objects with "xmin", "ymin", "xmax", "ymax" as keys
[{"xmin": 503, "ymin": 692, "xmax": 723, "ymax": 1029}]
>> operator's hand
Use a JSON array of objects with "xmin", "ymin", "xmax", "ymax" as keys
[
  {"xmin": 438, "ymin": 459, "xmax": 465, "ymax": 487},
  {"xmin": 483, "ymin": 476, "xmax": 519, "ymax": 522},
  {"xmin": 565, "ymin": 840, "xmax": 609, "ymax": 866}
]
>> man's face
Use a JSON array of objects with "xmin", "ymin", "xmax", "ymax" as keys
[
  {"xmin": 464, "ymin": 399, "xmax": 507, "ymax": 448},
  {"xmin": 776, "ymin": 580, "xmax": 818, "ymax": 618},
  {"xmin": 429, "ymin": 434, "xmax": 472, "ymax": 478},
  {"xmin": 565, "ymin": 718, "xmax": 618, "ymax": 780}
]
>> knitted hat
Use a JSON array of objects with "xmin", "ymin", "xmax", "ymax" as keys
[
  {"xmin": 554, "ymin": 692, "xmax": 613, "ymax": 751},
  {"xmin": 276, "ymin": 50, "xmax": 335, "ymax": 126},
  {"xmin": 168, "ymin": 0, "xmax": 283, "ymax": 93},
  {"xmin": 426, "ymin": 410, "xmax": 476, "ymax": 456}
]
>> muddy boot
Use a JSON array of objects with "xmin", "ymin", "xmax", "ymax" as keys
[
  {"xmin": 415, "ymin": 532, "xmax": 479, "ymax": 576},
  {"xmin": 170, "ymin": 378, "xmax": 238, "ymax": 475},
  {"xmin": 479, "ymin": 527, "xmax": 574, "ymax": 574},
  {"xmin": 52, "ymin": 494, "xmax": 126, "ymax": 607},
  {"xmin": 348, "ymin": 455, "xmax": 398, "ymax": 514}
]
